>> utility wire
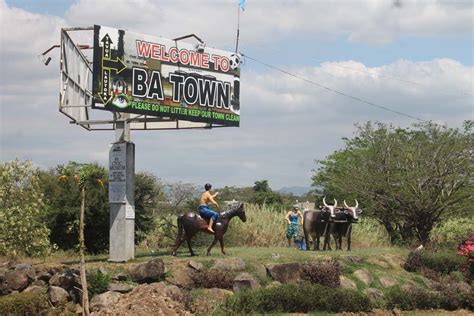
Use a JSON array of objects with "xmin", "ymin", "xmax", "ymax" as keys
[{"xmin": 241, "ymin": 53, "xmax": 430, "ymax": 123}]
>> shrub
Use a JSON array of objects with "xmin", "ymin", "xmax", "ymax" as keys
[
  {"xmin": 88, "ymin": 271, "xmax": 111, "ymax": 297},
  {"xmin": 385, "ymin": 286, "xmax": 441, "ymax": 310},
  {"xmin": 301, "ymin": 259, "xmax": 341, "ymax": 288},
  {"xmin": 0, "ymin": 160, "xmax": 53, "ymax": 257},
  {"xmin": 457, "ymin": 233, "xmax": 474, "ymax": 282},
  {"xmin": 431, "ymin": 218, "xmax": 474, "ymax": 248},
  {"xmin": 430, "ymin": 281, "xmax": 473, "ymax": 311},
  {"xmin": 0, "ymin": 290, "xmax": 49, "ymax": 315},
  {"xmin": 223, "ymin": 282, "xmax": 372, "ymax": 313},
  {"xmin": 403, "ymin": 250, "xmax": 464, "ymax": 275},
  {"xmin": 190, "ymin": 269, "xmax": 236, "ymax": 290}
]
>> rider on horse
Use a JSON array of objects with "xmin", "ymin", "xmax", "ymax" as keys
[{"xmin": 199, "ymin": 183, "xmax": 220, "ymax": 233}]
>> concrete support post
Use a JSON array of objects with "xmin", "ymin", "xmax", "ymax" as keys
[{"xmin": 109, "ymin": 116, "xmax": 135, "ymax": 262}]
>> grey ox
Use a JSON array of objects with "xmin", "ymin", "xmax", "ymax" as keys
[
  {"xmin": 324, "ymin": 200, "xmax": 362, "ymax": 251},
  {"xmin": 303, "ymin": 197, "xmax": 338, "ymax": 251}
]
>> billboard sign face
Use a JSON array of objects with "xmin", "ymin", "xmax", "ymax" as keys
[{"xmin": 92, "ymin": 25, "xmax": 241, "ymax": 127}]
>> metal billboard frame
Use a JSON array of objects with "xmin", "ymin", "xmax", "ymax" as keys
[{"xmin": 59, "ymin": 27, "xmax": 232, "ymax": 131}]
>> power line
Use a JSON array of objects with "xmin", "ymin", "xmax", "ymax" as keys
[{"xmin": 241, "ymin": 53, "xmax": 430, "ymax": 123}]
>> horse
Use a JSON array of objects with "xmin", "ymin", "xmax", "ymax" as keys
[{"xmin": 171, "ymin": 203, "xmax": 246, "ymax": 256}]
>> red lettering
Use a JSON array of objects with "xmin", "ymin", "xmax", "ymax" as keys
[
  {"xmin": 136, "ymin": 40, "xmax": 151, "ymax": 58},
  {"xmin": 169, "ymin": 47, "xmax": 178, "ymax": 63},
  {"xmin": 189, "ymin": 51, "xmax": 201, "ymax": 67},
  {"xmin": 202, "ymin": 53, "xmax": 210, "ymax": 69},
  {"xmin": 179, "ymin": 49, "xmax": 190, "ymax": 65}
]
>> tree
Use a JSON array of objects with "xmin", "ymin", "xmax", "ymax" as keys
[
  {"xmin": 58, "ymin": 162, "xmax": 106, "ymax": 316},
  {"xmin": 249, "ymin": 179, "xmax": 283, "ymax": 206},
  {"xmin": 41, "ymin": 164, "xmax": 163, "ymax": 253},
  {"xmin": 313, "ymin": 121, "xmax": 473, "ymax": 245},
  {"xmin": 0, "ymin": 160, "xmax": 52, "ymax": 257}
]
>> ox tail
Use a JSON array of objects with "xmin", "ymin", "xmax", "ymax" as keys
[{"xmin": 176, "ymin": 215, "xmax": 184, "ymax": 242}]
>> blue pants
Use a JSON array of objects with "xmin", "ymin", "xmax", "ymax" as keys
[{"xmin": 199, "ymin": 205, "xmax": 218, "ymax": 221}]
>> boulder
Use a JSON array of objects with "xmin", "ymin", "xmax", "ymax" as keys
[
  {"xmin": 340, "ymin": 276, "xmax": 357, "ymax": 290},
  {"xmin": 266, "ymin": 263, "xmax": 301, "ymax": 283},
  {"xmin": 211, "ymin": 258, "xmax": 246, "ymax": 271},
  {"xmin": 130, "ymin": 259, "xmax": 165, "ymax": 283},
  {"xmin": 379, "ymin": 276, "xmax": 397, "ymax": 288},
  {"xmin": 343, "ymin": 256, "xmax": 364, "ymax": 263},
  {"xmin": 14, "ymin": 263, "xmax": 36, "ymax": 281},
  {"xmin": 112, "ymin": 272, "xmax": 128, "ymax": 282},
  {"xmin": 201, "ymin": 287, "xmax": 233, "ymax": 300},
  {"xmin": 188, "ymin": 260, "xmax": 203, "ymax": 271},
  {"xmin": 364, "ymin": 287, "xmax": 384, "ymax": 300},
  {"xmin": 353, "ymin": 269, "xmax": 372, "ymax": 286},
  {"xmin": 108, "ymin": 282, "xmax": 135, "ymax": 293},
  {"xmin": 23, "ymin": 285, "xmax": 45, "ymax": 295},
  {"xmin": 32, "ymin": 279, "xmax": 46, "ymax": 287},
  {"xmin": 90, "ymin": 291, "xmax": 122, "ymax": 312},
  {"xmin": 36, "ymin": 272, "xmax": 52, "ymax": 283},
  {"xmin": 254, "ymin": 264, "xmax": 267, "ymax": 279},
  {"xmin": 167, "ymin": 265, "xmax": 194, "ymax": 289},
  {"xmin": 49, "ymin": 285, "xmax": 70, "ymax": 306},
  {"xmin": 5, "ymin": 269, "xmax": 29, "ymax": 292},
  {"xmin": 233, "ymin": 272, "xmax": 260, "ymax": 292},
  {"xmin": 49, "ymin": 272, "xmax": 77, "ymax": 290}
]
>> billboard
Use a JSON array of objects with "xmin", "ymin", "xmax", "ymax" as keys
[{"xmin": 92, "ymin": 25, "xmax": 241, "ymax": 127}]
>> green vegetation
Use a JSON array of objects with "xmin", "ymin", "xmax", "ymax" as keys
[
  {"xmin": 87, "ymin": 271, "xmax": 112, "ymax": 297},
  {"xmin": 222, "ymin": 283, "xmax": 372, "ymax": 313},
  {"xmin": 0, "ymin": 290, "xmax": 49, "ymax": 315},
  {"xmin": 403, "ymin": 250, "xmax": 464, "ymax": 275},
  {"xmin": 0, "ymin": 160, "xmax": 52, "ymax": 257},
  {"xmin": 313, "ymin": 121, "xmax": 473, "ymax": 245},
  {"xmin": 430, "ymin": 217, "xmax": 474, "ymax": 248}
]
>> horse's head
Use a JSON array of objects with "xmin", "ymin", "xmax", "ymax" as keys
[{"xmin": 236, "ymin": 203, "xmax": 246, "ymax": 222}]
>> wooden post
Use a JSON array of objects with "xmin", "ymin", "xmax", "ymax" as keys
[{"xmin": 79, "ymin": 186, "xmax": 90, "ymax": 315}]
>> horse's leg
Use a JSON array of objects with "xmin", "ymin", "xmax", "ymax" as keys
[
  {"xmin": 186, "ymin": 238, "xmax": 196, "ymax": 256},
  {"xmin": 304, "ymin": 230, "xmax": 310, "ymax": 251},
  {"xmin": 172, "ymin": 237, "xmax": 186, "ymax": 256},
  {"xmin": 206, "ymin": 236, "xmax": 218, "ymax": 256},
  {"xmin": 218, "ymin": 237, "xmax": 226, "ymax": 255}
]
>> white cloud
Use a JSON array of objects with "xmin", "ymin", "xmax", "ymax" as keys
[
  {"xmin": 0, "ymin": 0, "xmax": 472, "ymax": 189},
  {"xmin": 63, "ymin": 0, "xmax": 474, "ymax": 46}
]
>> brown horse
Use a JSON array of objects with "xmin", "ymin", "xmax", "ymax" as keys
[{"xmin": 171, "ymin": 203, "xmax": 246, "ymax": 256}]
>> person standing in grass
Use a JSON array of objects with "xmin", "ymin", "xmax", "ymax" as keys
[{"xmin": 285, "ymin": 205, "xmax": 303, "ymax": 247}]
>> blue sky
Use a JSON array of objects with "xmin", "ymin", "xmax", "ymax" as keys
[{"xmin": 1, "ymin": 0, "xmax": 473, "ymax": 189}]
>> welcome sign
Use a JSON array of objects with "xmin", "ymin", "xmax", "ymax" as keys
[{"xmin": 92, "ymin": 25, "xmax": 241, "ymax": 127}]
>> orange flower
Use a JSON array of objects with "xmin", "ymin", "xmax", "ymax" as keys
[
  {"xmin": 96, "ymin": 179, "xmax": 104, "ymax": 187},
  {"xmin": 73, "ymin": 175, "xmax": 79, "ymax": 183},
  {"xmin": 58, "ymin": 175, "xmax": 68, "ymax": 183}
]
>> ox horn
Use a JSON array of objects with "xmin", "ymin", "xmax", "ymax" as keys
[
  {"xmin": 323, "ymin": 196, "xmax": 329, "ymax": 207},
  {"xmin": 333, "ymin": 199, "xmax": 338, "ymax": 208},
  {"xmin": 344, "ymin": 200, "xmax": 349, "ymax": 208},
  {"xmin": 354, "ymin": 199, "xmax": 359, "ymax": 208}
]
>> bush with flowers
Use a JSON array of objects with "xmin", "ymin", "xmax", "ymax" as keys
[{"xmin": 457, "ymin": 233, "xmax": 474, "ymax": 282}]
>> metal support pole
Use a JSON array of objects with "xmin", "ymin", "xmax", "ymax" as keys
[{"xmin": 109, "ymin": 113, "xmax": 135, "ymax": 262}]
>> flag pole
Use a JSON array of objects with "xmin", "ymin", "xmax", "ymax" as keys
[{"xmin": 235, "ymin": 2, "xmax": 240, "ymax": 53}]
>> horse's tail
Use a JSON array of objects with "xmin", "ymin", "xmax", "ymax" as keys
[{"xmin": 172, "ymin": 214, "xmax": 185, "ymax": 256}]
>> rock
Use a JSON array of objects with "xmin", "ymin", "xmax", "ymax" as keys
[
  {"xmin": 254, "ymin": 264, "xmax": 267, "ymax": 279},
  {"xmin": 167, "ymin": 265, "xmax": 194, "ymax": 289},
  {"xmin": 379, "ymin": 276, "xmax": 397, "ymax": 288},
  {"xmin": 188, "ymin": 260, "xmax": 203, "ymax": 271},
  {"xmin": 211, "ymin": 258, "xmax": 246, "ymax": 271},
  {"xmin": 90, "ymin": 291, "xmax": 122, "ymax": 312},
  {"xmin": 108, "ymin": 282, "xmax": 135, "ymax": 293},
  {"xmin": 364, "ymin": 287, "xmax": 384, "ymax": 300},
  {"xmin": 14, "ymin": 263, "xmax": 36, "ymax": 281},
  {"xmin": 36, "ymin": 272, "xmax": 52, "ymax": 283},
  {"xmin": 271, "ymin": 253, "xmax": 280, "ymax": 259},
  {"xmin": 202, "ymin": 287, "xmax": 233, "ymax": 300},
  {"xmin": 112, "ymin": 272, "xmax": 128, "ymax": 282},
  {"xmin": 266, "ymin": 281, "xmax": 282, "ymax": 288},
  {"xmin": 367, "ymin": 258, "xmax": 390, "ymax": 268},
  {"xmin": 130, "ymin": 259, "xmax": 165, "ymax": 283},
  {"xmin": 97, "ymin": 267, "xmax": 108, "ymax": 275},
  {"xmin": 32, "ymin": 279, "xmax": 46, "ymax": 287},
  {"xmin": 233, "ymin": 272, "xmax": 260, "ymax": 292},
  {"xmin": 343, "ymin": 256, "xmax": 364, "ymax": 263},
  {"xmin": 266, "ymin": 263, "xmax": 301, "ymax": 283},
  {"xmin": 49, "ymin": 285, "xmax": 70, "ymax": 306},
  {"xmin": 353, "ymin": 269, "xmax": 372, "ymax": 286},
  {"xmin": 5, "ymin": 269, "xmax": 29, "ymax": 292},
  {"xmin": 23, "ymin": 285, "xmax": 45, "ymax": 295},
  {"xmin": 49, "ymin": 272, "xmax": 77, "ymax": 290},
  {"xmin": 340, "ymin": 276, "xmax": 357, "ymax": 289}
]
